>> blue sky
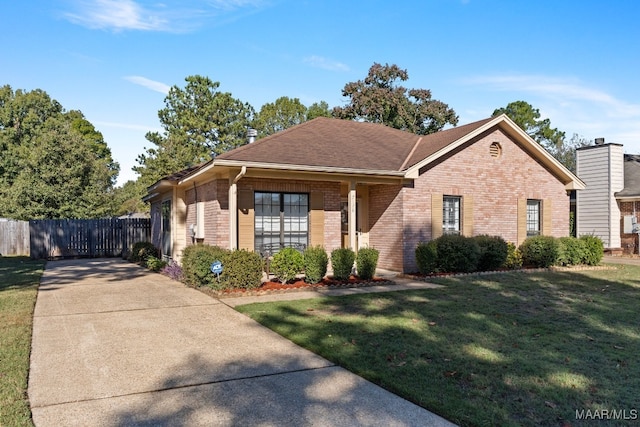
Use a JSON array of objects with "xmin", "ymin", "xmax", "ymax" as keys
[{"xmin": 3, "ymin": 0, "xmax": 639, "ymax": 185}]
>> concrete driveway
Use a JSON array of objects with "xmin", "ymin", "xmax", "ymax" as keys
[{"xmin": 28, "ymin": 258, "xmax": 455, "ymax": 427}]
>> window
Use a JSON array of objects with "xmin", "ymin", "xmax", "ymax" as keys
[
  {"xmin": 527, "ymin": 200, "xmax": 541, "ymax": 236},
  {"xmin": 443, "ymin": 196, "xmax": 461, "ymax": 235},
  {"xmin": 254, "ymin": 192, "xmax": 309, "ymax": 252}
]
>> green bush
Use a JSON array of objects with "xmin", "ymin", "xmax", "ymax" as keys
[
  {"xmin": 181, "ymin": 244, "xmax": 228, "ymax": 287},
  {"xmin": 557, "ymin": 236, "xmax": 586, "ymax": 266},
  {"xmin": 303, "ymin": 246, "xmax": 328, "ymax": 284},
  {"xmin": 519, "ymin": 236, "xmax": 559, "ymax": 268},
  {"xmin": 474, "ymin": 235, "xmax": 508, "ymax": 271},
  {"xmin": 331, "ymin": 248, "xmax": 356, "ymax": 280},
  {"xmin": 435, "ymin": 234, "xmax": 480, "ymax": 273},
  {"xmin": 356, "ymin": 247, "xmax": 379, "ymax": 280},
  {"xmin": 129, "ymin": 241, "xmax": 159, "ymax": 263},
  {"xmin": 503, "ymin": 242, "xmax": 523, "ymax": 270},
  {"xmin": 579, "ymin": 235, "xmax": 604, "ymax": 266},
  {"xmin": 219, "ymin": 249, "xmax": 263, "ymax": 290},
  {"xmin": 270, "ymin": 247, "xmax": 304, "ymax": 284},
  {"xmin": 415, "ymin": 241, "xmax": 438, "ymax": 274},
  {"xmin": 146, "ymin": 255, "xmax": 167, "ymax": 272}
]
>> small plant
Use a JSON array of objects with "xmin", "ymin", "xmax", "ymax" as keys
[
  {"xmin": 435, "ymin": 234, "xmax": 480, "ymax": 273},
  {"xmin": 415, "ymin": 241, "xmax": 438, "ymax": 274},
  {"xmin": 146, "ymin": 255, "xmax": 167, "ymax": 272},
  {"xmin": 270, "ymin": 247, "xmax": 304, "ymax": 284},
  {"xmin": 303, "ymin": 246, "xmax": 328, "ymax": 284},
  {"xmin": 474, "ymin": 235, "xmax": 508, "ymax": 271},
  {"xmin": 129, "ymin": 241, "xmax": 159, "ymax": 264},
  {"xmin": 579, "ymin": 234, "xmax": 604, "ymax": 265},
  {"xmin": 331, "ymin": 248, "xmax": 356, "ymax": 281},
  {"xmin": 557, "ymin": 236, "xmax": 586, "ymax": 266},
  {"xmin": 219, "ymin": 249, "xmax": 263, "ymax": 290},
  {"xmin": 161, "ymin": 261, "xmax": 184, "ymax": 282},
  {"xmin": 356, "ymin": 247, "xmax": 379, "ymax": 280},
  {"xmin": 181, "ymin": 244, "xmax": 228, "ymax": 287},
  {"xmin": 519, "ymin": 235, "xmax": 559, "ymax": 268},
  {"xmin": 503, "ymin": 242, "xmax": 523, "ymax": 269}
]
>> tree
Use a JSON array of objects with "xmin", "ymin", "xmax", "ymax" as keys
[
  {"xmin": 333, "ymin": 63, "xmax": 458, "ymax": 134},
  {"xmin": 492, "ymin": 101, "xmax": 565, "ymax": 150},
  {"xmin": 0, "ymin": 85, "xmax": 119, "ymax": 220},
  {"xmin": 253, "ymin": 96, "xmax": 308, "ymax": 138},
  {"xmin": 112, "ymin": 180, "xmax": 149, "ymax": 216},
  {"xmin": 306, "ymin": 101, "xmax": 332, "ymax": 120},
  {"xmin": 546, "ymin": 133, "xmax": 592, "ymax": 173},
  {"xmin": 134, "ymin": 75, "xmax": 255, "ymax": 187}
]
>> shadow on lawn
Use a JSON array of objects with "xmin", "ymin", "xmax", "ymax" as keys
[{"xmin": 238, "ymin": 267, "xmax": 640, "ymax": 427}]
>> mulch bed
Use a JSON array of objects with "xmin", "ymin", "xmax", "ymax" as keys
[{"xmin": 198, "ymin": 276, "xmax": 396, "ymax": 298}]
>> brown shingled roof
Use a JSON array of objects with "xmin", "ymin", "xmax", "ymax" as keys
[{"xmin": 216, "ymin": 116, "xmax": 495, "ymax": 172}]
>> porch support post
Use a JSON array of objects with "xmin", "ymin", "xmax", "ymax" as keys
[
  {"xmin": 229, "ymin": 166, "xmax": 247, "ymax": 250},
  {"xmin": 348, "ymin": 180, "xmax": 357, "ymax": 250}
]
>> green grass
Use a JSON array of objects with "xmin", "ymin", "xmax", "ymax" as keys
[
  {"xmin": 0, "ymin": 257, "xmax": 45, "ymax": 427},
  {"xmin": 237, "ymin": 265, "xmax": 640, "ymax": 426}
]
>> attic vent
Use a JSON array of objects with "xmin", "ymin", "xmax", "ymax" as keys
[{"xmin": 489, "ymin": 142, "xmax": 502, "ymax": 158}]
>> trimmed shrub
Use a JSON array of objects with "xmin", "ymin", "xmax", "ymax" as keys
[
  {"xmin": 519, "ymin": 236, "xmax": 559, "ymax": 268},
  {"xmin": 557, "ymin": 236, "xmax": 586, "ymax": 266},
  {"xmin": 181, "ymin": 244, "xmax": 228, "ymax": 287},
  {"xmin": 270, "ymin": 247, "xmax": 304, "ymax": 284},
  {"xmin": 356, "ymin": 247, "xmax": 379, "ymax": 280},
  {"xmin": 579, "ymin": 234, "xmax": 604, "ymax": 266},
  {"xmin": 303, "ymin": 246, "xmax": 328, "ymax": 284},
  {"xmin": 435, "ymin": 234, "xmax": 480, "ymax": 273},
  {"xmin": 146, "ymin": 255, "xmax": 167, "ymax": 272},
  {"xmin": 474, "ymin": 235, "xmax": 508, "ymax": 271},
  {"xmin": 219, "ymin": 249, "xmax": 263, "ymax": 290},
  {"xmin": 415, "ymin": 241, "xmax": 438, "ymax": 274},
  {"xmin": 129, "ymin": 241, "xmax": 159, "ymax": 263},
  {"xmin": 331, "ymin": 248, "xmax": 356, "ymax": 280},
  {"xmin": 503, "ymin": 242, "xmax": 523, "ymax": 270}
]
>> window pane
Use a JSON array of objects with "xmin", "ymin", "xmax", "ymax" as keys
[
  {"xmin": 255, "ymin": 192, "xmax": 309, "ymax": 252},
  {"xmin": 527, "ymin": 200, "xmax": 541, "ymax": 236},
  {"xmin": 443, "ymin": 196, "xmax": 461, "ymax": 235}
]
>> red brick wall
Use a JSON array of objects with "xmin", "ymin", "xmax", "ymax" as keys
[
  {"xmin": 184, "ymin": 179, "xmax": 230, "ymax": 250},
  {"xmin": 399, "ymin": 128, "xmax": 570, "ymax": 271},
  {"xmin": 368, "ymin": 184, "xmax": 405, "ymax": 271},
  {"xmin": 619, "ymin": 201, "xmax": 640, "ymax": 254}
]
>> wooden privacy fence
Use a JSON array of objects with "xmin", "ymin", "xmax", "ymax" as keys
[
  {"xmin": 29, "ymin": 218, "xmax": 151, "ymax": 259},
  {"xmin": 0, "ymin": 219, "xmax": 30, "ymax": 256}
]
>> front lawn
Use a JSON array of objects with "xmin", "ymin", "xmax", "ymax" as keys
[
  {"xmin": 0, "ymin": 257, "xmax": 45, "ymax": 427},
  {"xmin": 237, "ymin": 266, "xmax": 640, "ymax": 426}
]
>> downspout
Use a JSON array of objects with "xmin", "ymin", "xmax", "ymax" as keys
[{"xmin": 229, "ymin": 166, "xmax": 247, "ymax": 250}]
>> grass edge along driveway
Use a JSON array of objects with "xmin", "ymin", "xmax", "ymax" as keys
[
  {"xmin": 237, "ymin": 265, "xmax": 640, "ymax": 427},
  {"xmin": 0, "ymin": 257, "xmax": 45, "ymax": 427}
]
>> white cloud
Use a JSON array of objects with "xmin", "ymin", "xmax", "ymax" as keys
[
  {"xmin": 460, "ymin": 73, "xmax": 640, "ymax": 151},
  {"xmin": 303, "ymin": 55, "xmax": 350, "ymax": 72},
  {"xmin": 62, "ymin": 0, "xmax": 268, "ymax": 32},
  {"xmin": 124, "ymin": 76, "xmax": 171, "ymax": 94}
]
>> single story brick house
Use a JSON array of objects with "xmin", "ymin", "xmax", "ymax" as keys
[{"xmin": 145, "ymin": 114, "xmax": 584, "ymax": 273}]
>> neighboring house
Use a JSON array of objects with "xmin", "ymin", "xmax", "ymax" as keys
[
  {"xmin": 144, "ymin": 114, "xmax": 584, "ymax": 273},
  {"xmin": 576, "ymin": 140, "xmax": 640, "ymax": 254}
]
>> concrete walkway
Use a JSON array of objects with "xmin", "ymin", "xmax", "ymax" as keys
[{"xmin": 29, "ymin": 258, "xmax": 455, "ymax": 427}]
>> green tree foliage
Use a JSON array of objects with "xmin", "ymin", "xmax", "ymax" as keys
[
  {"xmin": 253, "ymin": 96, "xmax": 307, "ymax": 138},
  {"xmin": 492, "ymin": 101, "xmax": 565, "ymax": 149},
  {"xmin": 492, "ymin": 101, "xmax": 592, "ymax": 172},
  {"xmin": 333, "ymin": 63, "xmax": 458, "ymax": 134},
  {"xmin": 0, "ymin": 85, "xmax": 118, "ymax": 220},
  {"xmin": 112, "ymin": 180, "xmax": 149, "ymax": 215},
  {"xmin": 306, "ymin": 101, "xmax": 332, "ymax": 120},
  {"xmin": 134, "ymin": 75, "xmax": 255, "ymax": 187}
]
